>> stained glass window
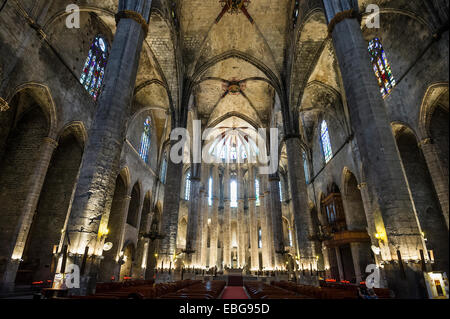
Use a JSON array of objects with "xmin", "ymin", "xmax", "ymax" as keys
[
  {"xmin": 160, "ymin": 154, "xmax": 168, "ymax": 184},
  {"xmin": 303, "ymin": 151, "xmax": 309, "ymax": 184},
  {"xmin": 292, "ymin": 0, "xmax": 300, "ymax": 28},
  {"xmin": 208, "ymin": 177, "xmax": 213, "ymax": 206},
  {"xmin": 368, "ymin": 38, "xmax": 396, "ymax": 98},
  {"xmin": 230, "ymin": 147, "xmax": 237, "ymax": 160},
  {"xmin": 258, "ymin": 228, "xmax": 263, "ymax": 249},
  {"xmin": 255, "ymin": 179, "xmax": 260, "ymax": 207},
  {"xmin": 139, "ymin": 117, "xmax": 152, "ymax": 163},
  {"xmin": 279, "ymin": 181, "xmax": 283, "ymax": 202},
  {"xmin": 321, "ymin": 120, "xmax": 333, "ymax": 163},
  {"xmin": 185, "ymin": 172, "xmax": 191, "ymax": 201},
  {"xmin": 230, "ymin": 180, "xmax": 238, "ymax": 208},
  {"xmin": 80, "ymin": 36, "xmax": 108, "ymax": 100}
]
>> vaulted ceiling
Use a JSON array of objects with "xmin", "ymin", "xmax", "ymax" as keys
[
  {"xmin": 180, "ymin": 0, "xmax": 291, "ymax": 128},
  {"xmin": 38, "ymin": 0, "xmax": 441, "ymax": 150}
]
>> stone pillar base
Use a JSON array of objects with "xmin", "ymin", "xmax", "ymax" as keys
[{"xmin": 0, "ymin": 259, "xmax": 20, "ymax": 294}]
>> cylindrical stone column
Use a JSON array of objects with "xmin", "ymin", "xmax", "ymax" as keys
[
  {"xmin": 237, "ymin": 166, "xmax": 245, "ymax": 268},
  {"xmin": 199, "ymin": 165, "xmax": 211, "ymax": 268},
  {"xmin": 261, "ymin": 175, "xmax": 273, "ymax": 269},
  {"xmin": 185, "ymin": 164, "xmax": 202, "ymax": 265},
  {"xmin": 269, "ymin": 174, "xmax": 284, "ymax": 269},
  {"xmin": 285, "ymin": 137, "xmax": 316, "ymax": 271},
  {"xmin": 158, "ymin": 153, "xmax": 185, "ymax": 267},
  {"xmin": 209, "ymin": 165, "xmax": 220, "ymax": 269},
  {"xmin": 223, "ymin": 165, "xmax": 232, "ymax": 268},
  {"xmin": 1, "ymin": 136, "xmax": 58, "ymax": 292},
  {"xmin": 248, "ymin": 166, "xmax": 260, "ymax": 271},
  {"xmin": 323, "ymin": 0, "xmax": 427, "ymax": 297},
  {"xmin": 60, "ymin": 1, "xmax": 153, "ymax": 295}
]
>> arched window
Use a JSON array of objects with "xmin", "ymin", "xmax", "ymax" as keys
[
  {"xmin": 185, "ymin": 172, "xmax": 191, "ymax": 201},
  {"xmin": 139, "ymin": 117, "xmax": 152, "ymax": 163},
  {"xmin": 279, "ymin": 180, "xmax": 283, "ymax": 202},
  {"xmin": 303, "ymin": 151, "xmax": 309, "ymax": 184},
  {"xmin": 321, "ymin": 120, "xmax": 333, "ymax": 163},
  {"xmin": 80, "ymin": 35, "xmax": 108, "ymax": 100},
  {"xmin": 368, "ymin": 38, "xmax": 396, "ymax": 98},
  {"xmin": 258, "ymin": 228, "xmax": 263, "ymax": 249},
  {"xmin": 292, "ymin": 0, "xmax": 300, "ymax": 28},
  {"xmin": 288, "ymin": 228, "xmax": 293, "ymax": 247},
  {"xmin": 230, "ymin": 180, "xmax": 238, "ymax": 208},
  {"xmin": 255, "ymin": 179, "xmax": 260, "ymax": 207},
  {"xmin": 230, "ymin": 147, "xmax": 237, "ymax": 160},
  {"xmin": 160, "ymin": 154, "xmax": 168, "ymax": 184},
  {"xmin": 208, "ymin": 177, "xmax": 213, "ymax": 206}
]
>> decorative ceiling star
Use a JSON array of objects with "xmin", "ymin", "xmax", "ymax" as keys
[
  {"xmin": 216, "ymin": 0, "xmax": 254, "ymax": 24},
  {"xmin": 221, "ymin": 78, "xmax": 247, "ymax": 98}
]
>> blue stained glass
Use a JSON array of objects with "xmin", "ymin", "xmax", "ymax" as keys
[
  {"xmin": 279, "ymin": 181, "xmax": 283, "ymax": 202},
  {"xmin": 80, "ymin": 35, "xmax": 108, "ymax": 101},
  {"xmin": 208, "ymin": 177, "xmax": 213, "ymax": 206},
  {"xmin": 255, "ymin": 179, "xmax": 260, "ymax": 207},
  {"xmin": 160, "ymin": 156, "xmax": 168, "ymax": 184},
  {"xmin": 303, "ymin": 151, "xmax": 309, "ymax": 184},
  {"xmin": 321, "ymin": 120, "xmax": 333, "ymax": 163},
  {"xmin": 185, "ymin": 172, "xmax": 191, "ymax": 201},
  {"xmin": 368, "ymin": 38, "xmax": 395, "ymax": 98},
  {"xmin": 139, "ymin": 117, "xmax": 151, "ymax": 163}
]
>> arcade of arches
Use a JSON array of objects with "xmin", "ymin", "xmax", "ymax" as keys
[{"xmin": 0, "ymin": 0, "xmax": 448, "ymax": 299}]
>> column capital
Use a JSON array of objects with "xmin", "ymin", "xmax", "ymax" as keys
[
  {"xmin": 357, "ymin": 182, "xmax": 367, "ymax": 190},
  {"xmin": 115, "ymin": 10, "xmax": 149, "ymax": 36},
  {"xmin": 283, "ymin": 133, "xmax": 302, "ymax": 141},
  {"xmin": 418, "ymin": 138, "xmax": 433, "ymax": 148},
  {"xmin": 269, "ymin": 176, "xmax": 280, "ymax": 182},
  {"xmin": 0, "ymin": 97, "xmax": 9, "ymax": 112},
  {"xmin": 325, "ymin": 6, "xmax": 361, "ymax": 37},
  {"xmin": 43, "ymin": 137, "xmax": 59, "ymax": 149}
]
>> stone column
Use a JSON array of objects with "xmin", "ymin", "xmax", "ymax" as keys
[
  {"xmin": 285, "ymin": 137, "xmax": 315, "ymax": 271},
  {"xmin": 0, "ymin": 136, "xmax": 58, "ymax": 292},
  {"xmin": 200, "ymin": 166, "xmax": 210, "ymax": 268},
  {"xmin": 98, "ymin": 194, "xmax": 131, "ymax": 283},
  {"xmin": 419, "ymin": 138, "xmax": 449, "ymax": 229},
  {"xmin": 194, "ymin": 164, "xmax": 208, "ymax": 266},
  {"xmin": 158, "ymin": 154, "xmax": 185, "ymax": 267},
  {"xmin": 209, "ymin": 165, "xmax": 220, "ymax": 268},
  {"xmin": 350, "ymin": 242, "xmax": 373, "ymax": 283},
  {"xmin": 185, "ymin": 164, "xmax": 202, "ymax": 265},
  {"xmin": 258, "ymin": 177, "xmax": 269, "ymax": 269},
  {"xmin": 323, "ymin": 0, "xmax": 427, "ymax": 297},
  {"xmin": 60, "ymin": 0, "xmax": 152, "ymax": 294},
  {"xmin": 262, "ymin": 175, "xmax": 274, "ymax": 269},
  {"xmin": 237, "ymin": 166, "xmax": 245, "ymax": 268},
  {"xmin": 248, "ymin": 166, "xmax": 260, "ymax": 271},
  {"xmin": 134, "ymin": 197, "xmax": 154, "ymax": 279},
  {"xmin": 335, "ymin": 247, "xmax": 344, "ymax": 281},
  {"xmin": 223, "ymin": 165, "xmax": 232, "ymax": 268},
  {"xmin": 269, "ymin": 174, "xmax": 284, "ymax": 269}
]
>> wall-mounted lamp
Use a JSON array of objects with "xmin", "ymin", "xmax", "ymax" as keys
[{"xmin": 375, "ymin": 232, "xmax": 386, "ymax": 244}]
